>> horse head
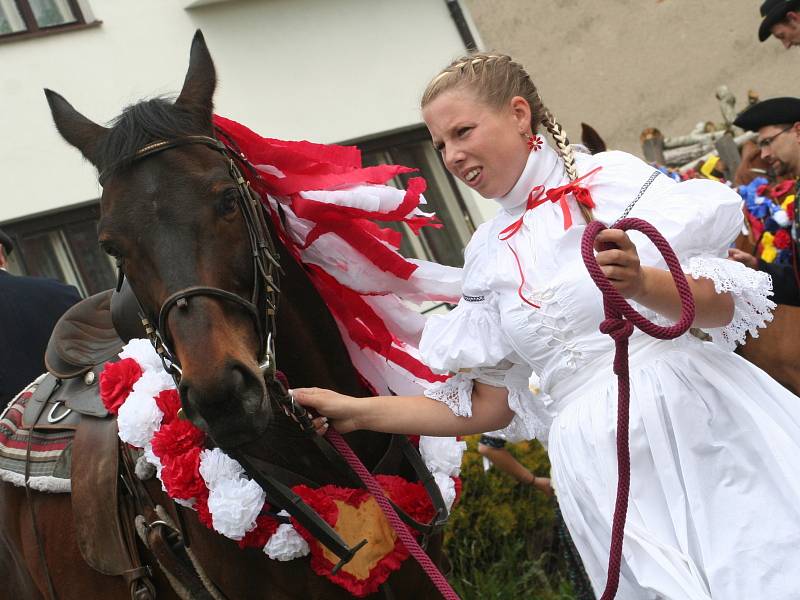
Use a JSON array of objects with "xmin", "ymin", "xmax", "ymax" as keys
[{"xmin": 45, "ymin": 31, "xmax": 272, "ymax": 449}]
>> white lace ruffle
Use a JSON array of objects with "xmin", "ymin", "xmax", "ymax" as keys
[
  {"xmin": 423, "ymin": 363, "xmax": 552, "ymax": 445},
  {"xmin": 423, "ymin": 372, "xmax": 475, "ymax": 417},
  {"xmin": 419, "ymin": 298, "xmax": 514, "ymax": 374},
  {"xmin": 688, "ymin": 256, "xmax": 775, "ymax": 351}
]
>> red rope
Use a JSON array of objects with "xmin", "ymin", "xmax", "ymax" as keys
[
  {"xmin": 324, "ymin": 428, "xmax": 460, "ymax": 599},
  {"xmin": 580, "ymin": 218, "xmax": 695, "ymax": 600}
]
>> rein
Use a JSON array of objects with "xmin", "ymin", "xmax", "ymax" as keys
[
  {"xmin": 580, "ymin": 217, "xmax": 695, "ymax": 599},
  {"xmin": 101, "ymin": 134, "xmax": 455, "ymax": 592}
]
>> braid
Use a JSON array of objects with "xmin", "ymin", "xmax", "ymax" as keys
[{"xmin": 422, "ymin": 52, "xmax": 593, "ymax": 224}]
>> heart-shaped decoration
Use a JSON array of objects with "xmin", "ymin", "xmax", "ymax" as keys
[{"xmin": 291, "ymin": 475, "xmax": 437, "ymax": 597}]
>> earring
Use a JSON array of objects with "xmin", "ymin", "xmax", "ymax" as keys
[{"xmin": 525, "ymin": 133, "xmax": 543, "ymax": 152}]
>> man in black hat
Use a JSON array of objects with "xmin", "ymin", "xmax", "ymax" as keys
[
  {"xmin": 730, "ymin": 97, "xmax": 800, "ymax": 306},
  {"xmin": 758, "ymin": 0, "xmax": 800, "ymax": 47},
  {"xmin": 0, "ymin": 228, "xmax": 81, "ymax": 403}
]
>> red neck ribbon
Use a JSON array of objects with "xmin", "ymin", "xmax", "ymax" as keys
[{"xmin": 499, "ymin": 166, "xmax": 602, "ymax": 241}]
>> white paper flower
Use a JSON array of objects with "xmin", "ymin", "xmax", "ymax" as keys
[
  {"xmin": 207, "ymin": 478, "xmax": 266, "ymax": 540},
  {"xmin": 264, "ymin": 511, "xmax": 309, "ymax": 561},
  {"xmin": 419, "ymin": 436, "xmax": 466, "ymax": 477},
  {"xmin": 433, "ymin": 472, "xmax": 456, "ymax": 511},
  {"xmin": 119, "ymin": 339, "xmax": 164, "ymax": 373},
  {"xmin": 131, "ymin": 369, "xmax": 175, "ymax": 399},
  {"xmin": 117, "ymin": 390, "xmax": 164, "ymax": 448},
  {"xmin": 199, "ymin": 448, "xmax": 245, "ymax": 489}
]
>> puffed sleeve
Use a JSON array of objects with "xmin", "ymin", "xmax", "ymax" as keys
[
  {"xmin": 589, "ymin": 151, "xmax": 775, "ymax": 351},
  {"xmin": 418, "ymin": 226, "xmax": 551, "ymax": 443}
]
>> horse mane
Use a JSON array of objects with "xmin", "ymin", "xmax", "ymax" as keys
[{"xmin": 96, "ymin": 97, "xmax": 207, "ymax": 173}]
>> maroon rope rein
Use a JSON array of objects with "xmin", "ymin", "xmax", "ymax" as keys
[
  {"xmin": 580, "ymin": 218, "xmax": 695, "ymax": 600},
  {"xmin": 324, "ymin": 428, "xmax": 460, "ymax": 599}
]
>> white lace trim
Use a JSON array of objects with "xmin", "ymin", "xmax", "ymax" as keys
[
  {"xmin": 688, "ymin": 256, "xmax": 776, "ymax": 352},
  {"xmin": 423, "ymin": 372, "xmax": 474, "ymax": 417},
  {"xmin": 500, "ymin": 386, "xmax": 552, "ymax": 446}
]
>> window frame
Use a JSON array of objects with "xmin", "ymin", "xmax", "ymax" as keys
[{"xmin": 0, "ymin": 0, "xmax": 99, "ymax": 44}]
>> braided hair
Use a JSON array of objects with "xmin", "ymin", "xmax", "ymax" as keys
[{"xmin": 422, "ymin": 53, "xmax": 592, "ymax": 223}]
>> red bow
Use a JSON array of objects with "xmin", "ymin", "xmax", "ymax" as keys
[{"xmin": 499, "ymin": 167, "xmax": 601, "ymax": 240}]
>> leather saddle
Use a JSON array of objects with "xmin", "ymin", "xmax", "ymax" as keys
[
  {"xmin": 22, "ymin": 282, "xmax": 153, "ymax": 595},
  {"xmin": 23, "ymin": 282, "xmax": 145, "ymax": 430}
]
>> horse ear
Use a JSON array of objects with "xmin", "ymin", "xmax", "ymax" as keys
[
  {"xmin": 44, "ymin": 89, "xmax": 109, "ymax": 167},
  {"xmin": 580, "ymin": 122, "xmax": 607, "ymax": 155},
  {"xmin": 176, "ymin": 30, "xmax": 216, "ymax": 123}
]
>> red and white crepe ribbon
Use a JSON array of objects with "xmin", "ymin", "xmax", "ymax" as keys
[{"xmin": 214, "ymin": 116, "xmax": 462, "ymax": 396}]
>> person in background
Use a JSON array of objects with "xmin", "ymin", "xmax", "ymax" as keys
[
  {"xmin": 729, "ymin": 97, "xmax": 800, "ymax": 306},
  {"xmin": 0, "ymin": 228, "xmax": 81, "ymax": 403},
  {"xmin": 757, "ymin": 0, "xmax": 800, "ymax": 47},
  {"xmin": 477, "ymin": 434, "xmax": 553, "ymax": 495}
]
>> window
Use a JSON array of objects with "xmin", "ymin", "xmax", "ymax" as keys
[
  {"xmin": 356, "ymin": 126, "xmax": 476, "ymax": 268},
  {"xmin": 0, "ymin": 0, "xmax": 96, "ymax": 41},
  {"xmin": 2, "ymin": 202, "xmax": 116, "ymax": 298}
]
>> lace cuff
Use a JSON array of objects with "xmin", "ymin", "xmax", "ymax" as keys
[
  {"xmin": 423, "ymin": 364, "xmax": 553, "ymax": 446},
  {"xmin": 688, "ymin": 256, "xmax": 776, "ymax": 351},
  {"xmin": 423, "ymin": 372, "xmax": 475, "ymax": 418}
]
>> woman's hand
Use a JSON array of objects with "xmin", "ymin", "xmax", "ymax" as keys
[
  {"xmin": 594, "ymin": 228, "xmax": 645, "ymax": 299},
  {"xmin": 290, "ymin": 387, "xmax": 363, "ymax": 434}
]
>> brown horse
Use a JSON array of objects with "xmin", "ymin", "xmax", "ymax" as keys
[{"xmin": 0, "ymin": 32, "xmax": 445, "ymax": 599}]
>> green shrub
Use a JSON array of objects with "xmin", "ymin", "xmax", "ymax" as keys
[{"xmin": 444, "ymin": 436, "xmax": 593, "ymax": 600}]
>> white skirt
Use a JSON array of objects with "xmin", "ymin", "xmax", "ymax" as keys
[{"xmin": 547, "ymin": 335, "xmax": 800, "ymax": 599}]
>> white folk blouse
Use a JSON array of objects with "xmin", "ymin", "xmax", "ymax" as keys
[{"xmin": 420, "ymin": 139, "xmax": 800, "ymax": 599}]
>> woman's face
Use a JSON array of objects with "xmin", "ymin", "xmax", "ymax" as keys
[{"xmin": 423, "ymin": 87, "xmax": 531, "ymax": 199}]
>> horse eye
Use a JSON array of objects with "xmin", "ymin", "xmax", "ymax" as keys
[
  {"xmin": 100, "ymin": 242, "xmax": 123, "ymax": 260},
  {"xmin": 217, "ymin": 190, "xmax": 239, "ymax": 217}
]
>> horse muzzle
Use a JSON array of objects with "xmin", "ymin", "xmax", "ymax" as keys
[{"xmin": 178, "ymin": 361, "xmax": 271, "ymax": 448}]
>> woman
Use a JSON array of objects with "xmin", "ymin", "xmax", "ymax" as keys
[{"xmin": 294, "ymin": 54, "xmax": 800, "ymax": 598}]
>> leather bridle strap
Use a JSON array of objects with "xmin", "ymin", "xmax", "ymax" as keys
[
  {"xmin": 157, "ymin": 286, "xmax": 265, "ymax": 361},
  {"xmin": 101, "ymin": 134, "xmax": 281, "ymax": 379},
  {"xmin": 98, "ymin": 136, "xmax": 230, "ymax": 186}
]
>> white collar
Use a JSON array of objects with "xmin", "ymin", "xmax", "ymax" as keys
[{"xmin": 494, "ymin": 137, "xmax": 567, "ymax": 214}]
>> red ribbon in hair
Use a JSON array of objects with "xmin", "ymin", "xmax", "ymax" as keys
[{"xmin": 499, "ymin": 166, "xmax": 602, "ymax": 240}]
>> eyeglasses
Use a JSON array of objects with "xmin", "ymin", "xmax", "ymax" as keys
[{"xmin": 757, "ymin": 125, "xmax": 794, "ymax": 150}]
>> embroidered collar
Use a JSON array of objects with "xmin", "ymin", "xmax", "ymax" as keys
[{"xmin": 494, "ymin": 138, "xmax": 568, "ymax": 214}]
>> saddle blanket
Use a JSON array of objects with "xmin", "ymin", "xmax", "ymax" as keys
[{"xmin": 0, "ymin": 380, "xmax": 72, "ymax": 493}]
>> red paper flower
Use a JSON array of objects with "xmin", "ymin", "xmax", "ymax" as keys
[
  {"xmin": 237, "ymin": 513, "xmax": 280, "ymax": 549},
  {"xmin": 771, "ymin": 179, "xmax": 795, "ymax": 199},
  {"xmin": 788, "ymin": 202, "xmax": 795, "ymax": 221},
  {"xmin": 151, "ymin": 419, "xmax": 205, "ymax": 462},
  {"xmin": 99, "ymin": 359, "xmax": 143, "ymax": 414},
  {"xmin": 757, "ymin": 183, "xmax": 769, "ymax": 196},
  {"xmin": 155, "ymin": 389, "xmax": 182, "ymax": 426},
  {"xmin": 194, "ymin": 491, "xmax": 214, "ymax": 529},
  {"xmin": 160, "ymin": 446, "xmax": 205, "ymax": 500},
  {"xmin": 774, "ymin": 229, "xmax": 792, "ymax": 250},
  {"xmin": 376, "ymin": 475, "xmax": 435, "ymax": 526}
]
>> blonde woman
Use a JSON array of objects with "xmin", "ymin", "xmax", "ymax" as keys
[{"xmin": 294, "ymin": 54, "xmax": 800, "ymax": 598}]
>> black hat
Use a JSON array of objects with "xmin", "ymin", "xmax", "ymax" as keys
[
  {"xmin": 0, "ymin": 228, "xmax": 13, "ymax": 255},
  {"xmin": 759, "ymin": 0, "xmax": 800, "ymax": 42},
  {"xmin": 733, "ymin": 97, "xmax": 800, "ymax": 131}
]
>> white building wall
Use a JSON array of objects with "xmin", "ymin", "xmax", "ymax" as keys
[{"xmin": 0, "ymin": 0, "xmax": 472, "ymax": 222}]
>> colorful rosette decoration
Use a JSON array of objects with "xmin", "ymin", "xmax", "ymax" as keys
[
  {"xmin": 738, "ymin": 177, "xmax": 796, "ymax": 265},
  {"xmin": 99, "ymin": 339, "xmax": 465, "ymax": 596}
]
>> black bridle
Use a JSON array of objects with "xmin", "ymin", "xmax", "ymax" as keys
[
  {"xmin": 101, "ymin": 135, "xmax": 281, "ymax": 384},
  {"xmin": 101, "ymin": 134, "xmax": 449, "ymax": 576}
]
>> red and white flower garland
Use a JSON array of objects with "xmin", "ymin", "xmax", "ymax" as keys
[{"xmin": 99, "ymin": 338, "xmax": 465, "ymax": 565}]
